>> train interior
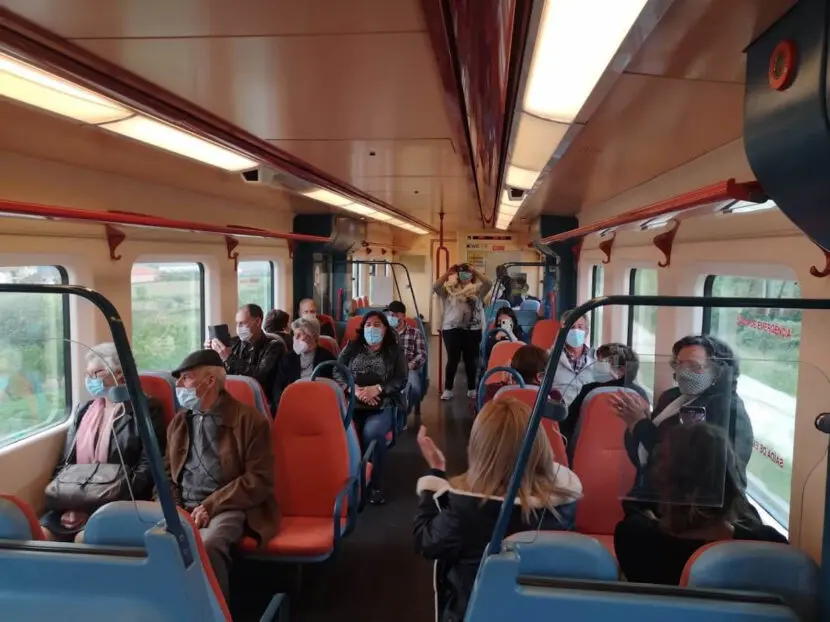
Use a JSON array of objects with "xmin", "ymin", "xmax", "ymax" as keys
[{"xmin": 0, "ymin": 0, "xmax": 829, "ymax": 620}]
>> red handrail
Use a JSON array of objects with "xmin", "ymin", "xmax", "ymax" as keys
[
  {"xmin": 0, "ymin": 199, "xmax": 331, "ymax": 244},
  {"xmin": 435, "ymin": 212, "xmax": 451, "ymax": 394},
  {"xmin": 538, "ymin": 179, "xmax": 764, "ymax": 245}
]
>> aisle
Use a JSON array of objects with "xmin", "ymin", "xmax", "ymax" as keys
[{"xmin": 232, "ymin": 342, "xmax": 476, "ymax": 621}]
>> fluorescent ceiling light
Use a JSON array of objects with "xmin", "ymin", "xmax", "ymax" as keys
[
  {"xmin": 99, "ymin": 115, "xmax": 258, "ymax": 171},
  {"xmin": 499, "ymin": 204, "xmax": 519, "ymax": 217},
  {"xmin": 722, "ymin": 200, "xmax": 777, "ymax": 215},
  {"xmin": 303, "ymin": 188, "xmax": 354, "ymax": 207},
  {"xmin": 495, "ymin": 219, "xmax": 511, "ymax": 231},
  {"xmin": 511, "ymin": 112, "xmax": 569, "ymax": 171},
  {"xmin": 523, "ymin": 0, "xmax": 648, "ymax": 123},
  {"xmin": 506, "ymin": 165, "xmax": 540, "ymax": 190},
  {"xmin": 371, "ymin": 212, "xmax": 393, "ymax": 221},
  {"xmin": 340, "ymin": 203, "xmax": 376, "ymax": 216},
  {"xmin": 0, "ymin": 52, "xmax": 132, "ymax": 124}
]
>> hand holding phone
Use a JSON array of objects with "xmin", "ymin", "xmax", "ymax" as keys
[
  {"xmin": 679, "ymin": 405, "xmax": 706, "ymax": 425},
  {"xmin": 208, "ymin": 324, "xmax": 232, "ymax": 348}
]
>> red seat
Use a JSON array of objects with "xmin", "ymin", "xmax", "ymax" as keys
[
  {"xmin": 224, "ymin": 376, "xmax": 270, "ymax": 418},
  {"xmin": 317, "ymin": 313, "xmax": 336, "ymax": 337},
  {"xmin": 572, "ymin": 392, "xmax": 644, "ymax": 544},
  {"xmin": 139, "ymin": 373, "xmax": 177, "ymax": 425},
  {"xmin": 530, "ymin": 319, "xmax": 560, "ymax": 350},
  {"xmin": 340, "ymin": 316, "xmax": 364, "ymax": 349},
  {"xmin": 486, "ymin": 341, "xmax": 525, "ymax": 384},
  {"xmin": 240, "ymin": 381, "xmax": 353, "ymax": 561},
  {"xmin": 318, "ymin": 335, "xmax": 339, "ymax": 357},
  {"xmin": 492, "ymin": 386, "xmax": 569, "ymax": 466}
]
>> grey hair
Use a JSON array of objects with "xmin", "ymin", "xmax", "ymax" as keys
[
  {"xmin": 291, "ymin": 317, "xmax": 321, "ymax": 341},
  {"xmin": 560, "ymin": 308, "xmax": 590, "ymax": 329},
  {"xmin": 85, "ymin": 342, "xmax": 122, "ymax": 374},
  {"xmin": 204, "ymin": 365, "xmax": 227, "ymax": 390}
]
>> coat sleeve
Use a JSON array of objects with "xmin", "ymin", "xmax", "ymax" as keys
[
  {"xmin": 225, "ymin": 338, "xmax": 285, "ymax": 390},
  {"xmin": 381, "ymin": 348, "xmax": 408, "ymax": 396},
  {"xmin": 413, "ymin": 472, "xmax": 464, "ymax": 560},
  {"xmin": 201, "ymin": 409, "xmax": 274, "ymax": 515}
]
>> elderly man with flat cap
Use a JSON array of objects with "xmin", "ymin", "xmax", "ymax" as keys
[{"xmin": 164, "ymin": 349, "xmax": 279, "ymax": 602}]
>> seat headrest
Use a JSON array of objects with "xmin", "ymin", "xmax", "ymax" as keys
[
  {"xmin": 277, "ymin": 382, "xmax": 343, "ymax": 435},
  {"xmin": 298, "ymin": 377, "xmax": 347, "ymax": 420},
  {"xmin": 83, "ymin": 501, "xmax": 165, "ymax": 547},
  {"xmin": 0, "ymin": 496, "xmax": 37, "ymax": 540},
  {"xmin": 506, "ymin": 531, "xmax": 618, "ymax": 580}
]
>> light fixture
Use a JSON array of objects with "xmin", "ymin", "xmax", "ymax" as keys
[
  {"xmin": 302, "ymin": 188, "xmax": 354, "ymax": 207},
  {"xmin": 97, "ymin": 115, "xmax": 259, "ymax": 172},
  {"xmin": 523, "ymin": 0, "xmax": 648, "ymax": 123},
  {"xmin": 510, "ymin": 112, "xmax": 569, "ymax": 171},
  {"xmin": 0, "ymin": 52, "xmax": 131, "ymax": 124},
  {"xmin": 506, "ymin": 165, "xmax": 541, "ymax": 190},
  {"xmin": 339, "ymin": 203, "xmax": 376, "ymax": 216},
  {"xmin": 640, "ymin": 213, "xmax": 678, "ymax": 230},
  {"xmin": 721, "ymin": 199, "xmax": 777, "ymax": 215},
  {"xmin": 499, "ymin": 204, "xmax": 520, "ymax": 217}
]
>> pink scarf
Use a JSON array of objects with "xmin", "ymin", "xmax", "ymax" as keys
[{"xmin": 75, "ymin": 399, "xmax": 118, "ymax": 464}]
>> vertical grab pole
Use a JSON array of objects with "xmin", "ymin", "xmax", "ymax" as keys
[{"xmin": 435, "ymin": 211, "xmax": 450, "ymax": 394}]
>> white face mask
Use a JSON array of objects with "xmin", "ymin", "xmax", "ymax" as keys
[
  {"xmin": 592, "ymin": 360, "xmax": 616, "ymax": 383},
  {"xmin": 303, "ymin": 311, "xmax": 317, "ymax": 321},
  {"xmin": 293, "ymin": 339, "xmax": 309, "ymax": 355},
  {"xmin": 237, "ymin": 325, "xmax": 252, "ymax": 342}
]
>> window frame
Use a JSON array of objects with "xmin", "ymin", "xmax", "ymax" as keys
[
  {"xmin": 589, "ymin": 264, "xmax": 603, "ymax": 348},
  {"xmin": 626, "ymin": 268, "xmax": 638, "ymax": 347}
]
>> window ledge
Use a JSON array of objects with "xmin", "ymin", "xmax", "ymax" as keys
[{"xmin": 747, "ymin": 494, "xmax": 789, "ymax": 539}]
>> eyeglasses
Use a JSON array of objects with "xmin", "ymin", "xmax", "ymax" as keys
[
  {"xmin": 85, "ymin": 369, "xmax": 110, "ymax": 379},
  {"xmin": 670, "ymin": 360, "xmax": 709, "ymax": 374}
]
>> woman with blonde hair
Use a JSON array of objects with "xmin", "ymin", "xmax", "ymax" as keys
[{"xmin": 414, "ymin": 397, "xmax": 582, "ymax": 621}]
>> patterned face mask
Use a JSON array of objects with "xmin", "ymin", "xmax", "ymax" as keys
[{"xmin": 675, "ymin": 368, "xmax": 716, "ymax": 396}]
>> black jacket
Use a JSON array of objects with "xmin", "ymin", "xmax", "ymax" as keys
[
  {"xmin": 335, "ymin": 342, "xmax": 408, "ymax": 412},
  {"xmin": 224, "ymin": 333, "xmax": 285, "ymax": 407},
  {"xmin": 563, "ymin": 377, "xmax": 649, "ymax": 447},
  {"xmin": 413, "ymin": 469, "xmax": 582, "ymax": 622},
  {"xmin": 271, "ymin": 346, "xmax": 336, "ymax": 412},
  {"xmin": 56, "ymin": 395, "xmax": 167, "ymax": 501}
]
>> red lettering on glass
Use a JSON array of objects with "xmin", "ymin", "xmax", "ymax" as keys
[
  {"xmin": 752, "ymin": 440, "xmax": 785, "ymax": 468},
  {"xmin": 737, "ymin": 314, "xmax": 793, "ymax": 338}
]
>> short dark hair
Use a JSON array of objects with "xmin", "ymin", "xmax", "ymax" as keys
[
  {"xmin": 264, "ymin": 309, "xmax": 290, "ymax": 333},
  {"xmin": 597, "ymin": 342, "xmax": 640, "ymax": 380},
  {"xmin": 240, "ymin": 304, "xmax": 264, "ymax": 320},
  {"xmin": 510, "ymin": 344, "xmax": 550, "ymax": 384},
  {"xmin": 352, "ymin": 310, "xmax": 398, "ymax": 351},
  {"xmin": 672, "ymin": 334, "xmax": 740, "ymax": 391}
]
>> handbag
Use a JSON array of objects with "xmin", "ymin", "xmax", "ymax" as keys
[{"xmin": 44, "ymin": 462, "xmax": 128, "ymax": 513}]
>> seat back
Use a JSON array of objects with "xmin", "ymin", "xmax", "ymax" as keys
[
  {"xmin": 572, "ymin": 392, "xmax": 641, "ymax": 534},
  {"xmin": 139, "ymin": 372, "xmax": 178, "ymax": 425},
  {"xmin": 486, "ymin": 341, "xmax": 525, "ymax": 384},
  {"xmin": 318, "ymin": 335, "xmax": 339, "ymax": 356},
  {"xmin": 318, "ymin": 313, "xmax": 336, "ymax": 334},
  {"xmin": 225, "ymin": 375, "xmax": 270, "ymax": 418},
  {"xmin": 530, "ymin": 319, "xmax": 559, "ymax": 350},
  {"xmin": 493, "ymin": 385, "xmax": 568, "ymax": 466},
  {"xmin": 0, "ymin": 494, "xmax": 42, "ymax": 540},
  {"xmin": 341, "ymin": 316, "xmax": 364, "ymax": 348},
  {"xmin": 681, "ymin": 541, "xmax": 819, "ymax": 621},
  {"xmin": 273, "ymin": 382, "xmax": 351, "ymax": 518},
  {"xmin": 519, "ymin": 299, "xmax": 541, "ymax": 312}
]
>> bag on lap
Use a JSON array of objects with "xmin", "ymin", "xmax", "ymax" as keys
[{"xmin": 44, "ymin": 463, "xmax": 128, "ymax": 512}]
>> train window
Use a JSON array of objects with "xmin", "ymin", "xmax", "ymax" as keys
[
  {"xmin": 237, "ymin": 261, "xmax": 275, "ymax": 311},
  {"xmin": 131, "ymin": 262, "xmax": 206, "ymax": 371},
  {"xmin": 589, "ymin": 265, "xmax": 604, "ymax": 347},
  {"xmin": 627, "ymin": 268, "xmax": 658, "ymax": 393},
  {"xmin": 702, "ymin": 275, "xmax": 800, "ymax": 527},
  {"xmin": 0, "ymin": 265, "xmax": 71, "ymax": 448}
]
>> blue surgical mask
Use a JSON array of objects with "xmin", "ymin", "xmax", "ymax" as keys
[
  {"xmin": 565, "ymin": 328, "xmax": 586, "ymax": 348},
  {"xmin": 85, "ymin": 377, "xmax": 108, "ymax": 398},
  {"xmin": 458, "ymin": 271, "xmax": 472, "ymax": 281},
  {"xmin": 387, "ymin": 315, "xmax": 400, "ymax": 328},
  {"xmin": 176, "ymin": 386, "xmax": 202, "ymax": 412},
  {"xmin": 592, "ymin": 360, "xmax": 616, "ymax": 383},
  {"xmin": 364, "ymin": 326, "xmax": 384, "ymax": 346}
]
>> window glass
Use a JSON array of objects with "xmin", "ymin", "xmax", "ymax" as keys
[
  {"xmin": 590, "ymin": 265, "xmax": 604, "ymax": 347},
  {"xmin": 0, "ymin": 266, "xmax": 70, "ymax": 448},
  {"xmin": 131, "ymin": 262, "xmax": 205, "ymax": 371},
  {"xmin": 628, "ymin": 269, "xmax": 658, "ymax": 394},
  {"xmin": 237, "ymin": 261, "xmax": 274, "ymax": 312},
  {"xmin": 705, "ymin": 275, "xmax": 800, "ymax": 527}
]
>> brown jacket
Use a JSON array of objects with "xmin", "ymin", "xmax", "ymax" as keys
[{"xmin": 165, "ymin": 391, "xmax": 279, "ymax": 544}]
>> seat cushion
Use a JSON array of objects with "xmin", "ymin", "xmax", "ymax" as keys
[
  {"xmin": 588, "ymin": 533, "xmax": 616, "ymax": 558},
  {"xmin": 239, "ymin": 517, "xmax": 347, "ymax": 557}
]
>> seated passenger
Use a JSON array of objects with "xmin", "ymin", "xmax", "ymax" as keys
[
  {"xmin": 206, "ymin": 303, "xmax": 285, "ymax": 411},
  {"xmin": 384, "ymin": 300, "xmax": 426, "ymax": 417},
  {"xmin": 41, "ymin": 343, "xmax": 165, "ymax": 542},
  {"xmin": 481, "ymin": 344, "xmax": 562, "ymax": 406},
  {"xmin": 414, "ymin": 398, "xmax": 582, "ymax": 622},
  {"xmin": 614, "ymin": 422, "xmax": 786, "ymax": 585},
  {"xmin": 167, "ymin": 349, "xmax": 277, "ymax": 601},
  {"xmin": 264, "ymin": 308, "xmax": 293, "ymax": 352},
  {"xmin": 298, "ymin": 298, "xmax": 336, "ymax": 338},
  {"xmin": 612, "ymin": 335, "xmax": 753, "ymax": 492},
  {"xmin": 483, "ymin": 307, "xmax": 526, "ymax": 363},
  {"xmin": 271, "ymin": 317, "xmax": 335, "ymax": 411},
  {"xmin": 562, "ymin": 342, "xmax": 649, "ymax": 445},
  {"xmin": 334, "ymin": 311, "xmax": 407, "ymax": 505},
  {"xmin": 551, "ymin": 310, "xmax": 596, "ymax": 406}
]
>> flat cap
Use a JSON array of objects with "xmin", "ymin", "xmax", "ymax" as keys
[{"xmin": 171, "ymin": 348, "xmax": 225, "ymax": 378}]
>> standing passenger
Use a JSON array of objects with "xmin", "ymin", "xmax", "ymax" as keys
[
  {"xmin": 384, "ymin": 301, "xmax": 426, "ymax": 418},
  {"xmin": 166, "ymin": 349, "xmax": 278, "ymax": 602},
  {"xmin": 207, "ymin": 304, "xmax": 284, "ymax": 412},
  {"xmin": 433, "ymin": 263, "xmax": 492, "ymax": 400},
  {"xmin": 551, "ymin": 310, "xmax": 596, "ymax": 406},
  {"xmin": 298, "ymin": 298, "xmax": 336, "ymax": 338}
]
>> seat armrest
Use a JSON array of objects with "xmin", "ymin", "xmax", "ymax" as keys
[
  {"xmin": 260, "ymin": 593, "xmax": 289, "ymax": 622},
  {"xmin": 333, "ymin": 477, "xmax": 357, "ymax": 546}
]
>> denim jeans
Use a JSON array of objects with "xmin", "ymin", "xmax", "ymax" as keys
[
  {"xmin": 406, "ymin": 368, "xmax": 423, "ymax": 414},
  {"xmin": 357, "ymin": 407, "xmax": 394, "ymax": 490}
]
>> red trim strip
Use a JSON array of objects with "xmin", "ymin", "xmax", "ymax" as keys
[
  {"xmin": 538, "ymin": 180, "xmax": 764, "ymax": 245},
  {"xmin": 0, "ymin": 199, "xmax": 331, "ymax": 243}
]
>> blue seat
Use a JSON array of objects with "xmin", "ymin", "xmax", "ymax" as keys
[
  {"xmin": 466, "ymin": 531, "xmax": 800, "ymax": 622},
  {"xmin": 519, "ymin": 299, "xmax": 541, "ymax": 312},
  {"xmin": 0, "ymin": 500, "xmax": 287, "ymax": 621},
  {"xmin": 682, "ymin": 541, "xmax": 819, "ymax": 621},
  {"xmin": 0, "ymin": 495, "xmax": 38, "ymax": 540}
]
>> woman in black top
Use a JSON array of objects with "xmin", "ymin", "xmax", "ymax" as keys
[
  {"xmin": 614, "ymin": 422, "xmax": 786, "ymax": 585},
  {"xmin": 270, "ymin": 317, "xmax": 335, "ymax": 413},
  {"xmin": 335, "ymin": 311, "xmax": 407, "ymax": 505}
]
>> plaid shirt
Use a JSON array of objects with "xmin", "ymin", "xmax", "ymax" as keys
[{"xmin": 395, "ymin": 324, "xmax": 426, "ymax": 369}]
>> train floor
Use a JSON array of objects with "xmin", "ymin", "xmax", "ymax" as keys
[{"xmin": 232, "ymin": 343, "xmax": 476, "ymax": 622}]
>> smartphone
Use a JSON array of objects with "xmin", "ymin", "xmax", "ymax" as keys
[
  {"xmin": 208, "ymin": 324, "xmax": 232, "ymax": 347},
  {"xmin": 679, "ymin": 405, "xmax": 706, "ymax": 425}
]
